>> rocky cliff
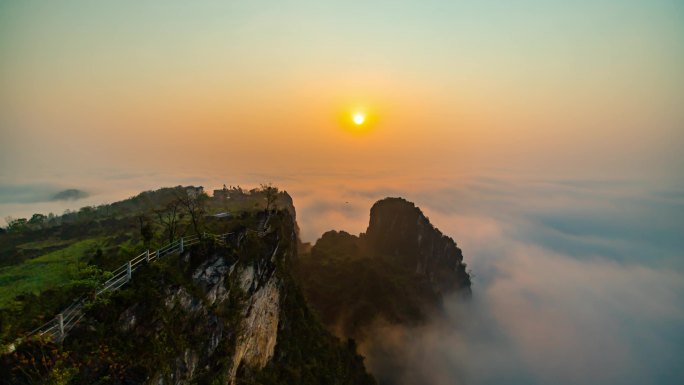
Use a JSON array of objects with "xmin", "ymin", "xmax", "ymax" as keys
[
  {"xmin": 2, "ymin": 208, "xmax": 375, "ymax": 385},
  {"xmin": 365, "ymin": 197, "xmax": 471, "ymax": 296},
  {"xmin": 293, "ymin": 197, "xmax": 471, "ymax": 339}
]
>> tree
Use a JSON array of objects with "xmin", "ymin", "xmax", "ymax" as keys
[
  {"xmin": 260, "ymin": 183, "xmax": 279, "ymax": 213},
  {"xmin": 28, "ymin": 213, "xmax": 47, "ymax": 230},
  {"xmin": 97, "ymin": 203, "xmax": 112, "ymax": 219},
  {"xmin": 138, "ymin": 214, "xmax": 154, "ymax": 249},
  {"xmin": 175, "ymin": 187, "xmax": 208, "ymax": 236},
  {"xmin": 5, "ymin": 217, "xmax": 28, "ymax": 233},
  {"xmin": 78, "ymin": 206, "xmax": 96, "ymax": 221},
  {"xmin": 155, "ymin": 200, "xmax": 182, "ymax": 244},
  {"xmin": 47, "ymin": 213, "xmax": 59, "ymax": 226}
]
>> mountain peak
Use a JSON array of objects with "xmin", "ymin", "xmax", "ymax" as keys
[{"xmin": 365, "ymin": 197, "xmax": 471, "ymax": 295}]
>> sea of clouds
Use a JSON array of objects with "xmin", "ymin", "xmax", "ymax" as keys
[
  {"xmin": 1, "ymin": 171, "xmax": 682, "ymax": 384},
  {"xmin": 289, "ymin": 174, "xmax": 684, "ymax": 385}
]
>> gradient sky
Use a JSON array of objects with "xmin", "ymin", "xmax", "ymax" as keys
[
  {"xmin": 1, "ymin": 0, "xmax": 683, "ymax": 182},
  {"xmin": 1, "ymin": 3, "xmax": 683, "ymax": 383}
]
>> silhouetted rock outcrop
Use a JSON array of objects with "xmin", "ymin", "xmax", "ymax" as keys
[
  {"xmin": 294, "ymin": 197, "xmax": 471, "ymax": 339},
  {"xmin": 365, "ymin": 197, "xmax": 471, "ymax": 295}
]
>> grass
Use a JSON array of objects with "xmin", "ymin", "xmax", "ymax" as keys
[
  {"xmin": 0, "ymin": 238, "xmax": 102, "ymax": 307},
  {"xmin": 15, "ymin": 238, "xmax": 73, "ymax": 251}
]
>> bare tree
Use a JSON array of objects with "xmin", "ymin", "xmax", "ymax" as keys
[
  {"xmin": 138, "ymin": 214, "xmax": 154, "ymax": 249},
  {"xmin": 176, "ymin": 187, "xmax": 208, "ymax": 236},
  {"xmin": 155, "ymin": 200, "xmax": 182, "ymax": 243},
  {"xmin": 260, "ymin": 183, "xmax": 279, "ymax": 213}
]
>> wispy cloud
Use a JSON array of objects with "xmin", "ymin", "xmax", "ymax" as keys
[{"xmin": 0, "ymin": 184, "xmax": 88, "ymax": 204}]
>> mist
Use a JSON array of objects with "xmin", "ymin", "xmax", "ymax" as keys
[
  {"xmin": 1, "ymin": 1, "xmax": 683, "ymax": 383},
  {"xmin": 290, "ymin": 174, "xmax": 684, "ymax": 384},
  {"xmin": 1, "ymin": 168, "xmax": 682, "ymax": 383}
]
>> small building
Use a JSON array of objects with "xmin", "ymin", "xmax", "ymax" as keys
[
  {"xmin": 213, "ymin": 184, "xmax": 247, "ymax": 201},
  {"xmin": 213, "ymin": 186, "xmax": 230, "ymax": 200},
  {"xmin": 185, "ymin": 186, "xmax": 204, "ymax": 198}
]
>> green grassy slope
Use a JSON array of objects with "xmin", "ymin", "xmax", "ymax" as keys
[{"xmin": 0, "ymin": 239, "xmax": 102, "ymax": 307}]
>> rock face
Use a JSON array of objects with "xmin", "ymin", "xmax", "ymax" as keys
[
  {"xmin": 365, "ymin": 197, "xmax": 471, "ymax": 295},
  {"xmin": 228, "ymin": 250, "xmax": 281, "ymax": 383},
  {"xmin": 158, "ymin": 249, "xmax": 282, "ymax": 385},
  {"xmin": 15, "ymin": 207, "xmax": 376, "ymax": 385},
  {"xmin": 146, "ymin": 232, "xmax": 283, "ymax": 385}
]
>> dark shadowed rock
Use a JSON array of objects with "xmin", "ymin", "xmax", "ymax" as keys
[
  {"xmin": 365, "ymin": 197, "xmax": 471, "ymax": 295},
  {"xmin": 294, "ymin": 197, "xmax": 471, "ymax": 340}
]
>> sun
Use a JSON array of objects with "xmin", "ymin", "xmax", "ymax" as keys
[{"xmin": 337, "ymin": 107, "xmax": 374, "ymax": 133}]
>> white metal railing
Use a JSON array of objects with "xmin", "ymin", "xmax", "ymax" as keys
[{"xmin": 17, "ymin": 231, "xmax": 234, "ymax": 345}]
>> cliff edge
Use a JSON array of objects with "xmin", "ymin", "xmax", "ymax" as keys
[{"xmin": 2, "ymin": 207, "xmax": 375, "ymax": 385}]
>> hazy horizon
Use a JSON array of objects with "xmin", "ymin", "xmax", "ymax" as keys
[
  {"xmin": 2, "ymin": 1, "xmax": 683, "ymax": 183},
  {"xmin": 1, "ymin": 1, "xmax": 683, "ymax": 384},
  {"xmin": 4, "ymin": 170, "xmax": 683, "ymax": 384}
]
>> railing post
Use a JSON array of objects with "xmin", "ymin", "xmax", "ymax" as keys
[
  {"xmin": 126, "ymin": 260, "xmax": 132, "ymax": 281},
  {"xmin": 57, "ymin": 313, "xmax": 64, "ymax": 341},
  {"xmin": 180, "ymin": 237, "xmax": 184, "ymax": 253},
  {"xmin": 145, "ymin": 249, "xmax": 150, "ymax": 263}
]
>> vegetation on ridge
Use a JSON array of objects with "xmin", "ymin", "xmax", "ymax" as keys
[
  {"xmin": 0, "ymin": 185, "xmax": 281, "ymax": 344},
  {"xmin": 0, "ymin": 185, "xmax": 377, "ymax": 385}
]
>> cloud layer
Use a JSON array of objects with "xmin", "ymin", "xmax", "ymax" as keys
[
  {"xmin": 1, "ymin": 171, "xmax": 682, "ymax": 383},
  {"xmin": 288, "ymin": 174, "xmax": 684, "ymax": 384}
]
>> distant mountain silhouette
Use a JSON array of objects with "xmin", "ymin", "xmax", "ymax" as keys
[
  {"xmin": 51, "ymin": 189, "xmax": 88, "ymax": 201},
  {"xmin": 293, "ymin": 197, "xmax": 471, "ymax": 339}
]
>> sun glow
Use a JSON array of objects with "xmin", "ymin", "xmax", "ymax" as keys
[{"xmin": 337, "ymin": 105, "xmax": 376, "ymax": 134}]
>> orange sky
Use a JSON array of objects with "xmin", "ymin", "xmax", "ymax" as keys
[{"xmin": 0, "ymin": 0, "xmax": 682, "ymax": 182}]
